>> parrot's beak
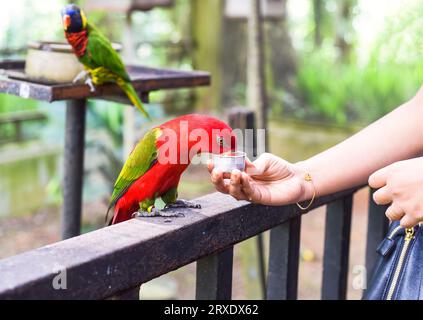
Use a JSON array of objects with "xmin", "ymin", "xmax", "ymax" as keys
[{"xmin": 63, "ymin": 15, "xmax": 71, "ymax": 31}]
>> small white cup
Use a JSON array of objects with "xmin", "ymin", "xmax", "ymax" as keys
[{"xmin": 212, "ymin": 151, "xmax": 246, "ymax": 173}]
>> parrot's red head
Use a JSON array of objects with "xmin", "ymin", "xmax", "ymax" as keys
[{"xmin": 158, "ymin": 114, "xmax": 236, "ymax": 165}]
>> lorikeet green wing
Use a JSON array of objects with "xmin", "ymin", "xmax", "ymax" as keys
[
  {"xmin": 106, "ymin": 127, "xmax": 162, "ymax": 221},
  {"xmin": 83, "ymin": 24, "xmax": 130, "ymax": 81}
]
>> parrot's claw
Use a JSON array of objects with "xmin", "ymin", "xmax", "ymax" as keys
[
  {"xmin": 164, "ymin": 199, "xmax": 202, "ymax": 210},
  {"xmin": 72, "ymin": 70, "xmax": 89, "ymax": 84},
  {"xmin": 85, "ymin": 78, "xmax": 96, "ymax": 92}
]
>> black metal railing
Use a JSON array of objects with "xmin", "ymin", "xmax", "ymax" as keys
[{"xmin": 0, "ymin": 186, "xmax": 382, "ymax": 300}]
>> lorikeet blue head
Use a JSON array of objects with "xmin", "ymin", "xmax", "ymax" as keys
[{"xmin": 61, "ymin": 4, "xmax": 87, "ymax": 33}]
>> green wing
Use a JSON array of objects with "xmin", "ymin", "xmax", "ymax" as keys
[
  {"xmin": 109, "ymin": 127, "xmax": 162, "ymax": 208},
  {"xmin": 85, "ymin": 23, "xmax": 130, "ymax": 82}
]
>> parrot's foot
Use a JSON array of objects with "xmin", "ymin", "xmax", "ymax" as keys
[
  {"xmin": 164, "ymin": 199, "xmax": 202, "ymax": 210},
  {"xmin": 132, "ymin": 206, "xmax": 185, "ymax": 218},
  {"xmin": 73, "ymin": 70, "xmax": 89, "ymax": 84},
  {"xmin": 85, "ymin": 78, "xmax": 96, "ymax": 92}
]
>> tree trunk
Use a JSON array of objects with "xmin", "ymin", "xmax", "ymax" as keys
[
  {"xmin": 122, "ymin": 12, "xmax": 137, "ymax": 159},
  {"xmin": 335, "ymin": 0, "xmax": 356, "ymax": 61},
  {"xmin": 313, "ymin": 0, "xmax": 323, "ymax": 48},
  {"xmin": 191, "ymin": 0, "xmax": 224, "ymax": 111},
  {"xmin": 248, "ymin": 0, "xmax": 268, "ymax": 141},
  {"xmin": 265, "ymin": 0, "xmax": 297, "ymax": 95}
]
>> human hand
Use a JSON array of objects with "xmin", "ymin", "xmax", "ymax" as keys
[
  {"xmin": 207, "ymin": 153, "xmax": 314, "ymax": 205},
  {"xmin": 369, "ymin": 157, "xmax": 423, "ymax": 228}
]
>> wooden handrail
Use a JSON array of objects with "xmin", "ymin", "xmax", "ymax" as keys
[
  {"xmin": 0, "ymin": 110, "xmax": 47, "ymax": 125},
  {"xmin": 0, "ymin": 187, "xmax": 362, "ymax": 300}
]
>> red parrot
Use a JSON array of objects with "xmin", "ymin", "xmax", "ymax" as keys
[{"xmin": 107, "ymin": 114, "xmax": 235, "ymax": 225}]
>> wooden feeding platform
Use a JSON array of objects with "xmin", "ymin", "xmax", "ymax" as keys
[
  {"xmin": 0, "ymin": 59, "xmax": 210, "ymax": 240},
  {"xmin": 0, "ymin": 60, "xmax": 210, "ymax": 103}
]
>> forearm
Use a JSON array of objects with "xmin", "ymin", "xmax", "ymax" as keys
[{"xmin": 297, "ymin": 86, "xmax": 423, "ymax": 199}]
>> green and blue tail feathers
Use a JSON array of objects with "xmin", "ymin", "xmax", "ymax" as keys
[{"xmin": 117, "ymin": 79, "xmax": 151, "ymax": 120}]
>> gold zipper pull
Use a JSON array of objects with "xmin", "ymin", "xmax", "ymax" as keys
[
  {"xmin": 405, "ymin": 227, "xmax": 415, "ymax": 241},
  {"xmin": 386, "ymin": 226, "xmax": 416, "ymax": 300}
]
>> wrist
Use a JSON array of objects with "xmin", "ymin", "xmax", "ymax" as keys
[{"xmin": 294, "ymin": 160, "xmax": 317, "ymax": 202}]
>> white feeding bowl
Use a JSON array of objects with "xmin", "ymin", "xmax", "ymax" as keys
[
  {"xmin": 25, "ymin": 41, "xmax": 122, "ymax": 84},
  {"xmin": 212, "ymin": 151, "xmax": 246, "ymax": 173}
]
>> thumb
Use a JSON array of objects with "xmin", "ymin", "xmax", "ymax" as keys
[{"xmin": 245, "ymin": 153, "xmax": 270, "ymax": 176}]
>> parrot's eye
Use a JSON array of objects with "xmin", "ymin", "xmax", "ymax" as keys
[{"xmin": 216, "ymin": 136, "xmax": 224, "ymax": 146}]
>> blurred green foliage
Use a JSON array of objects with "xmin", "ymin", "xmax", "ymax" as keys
[
  {"xmin": 0, "ymin": 0, "xmax": 422, "ymax": 126},
  {"xmin": 297, "ymin": 50, "xmax": 423, "ymax": 124},
  {"xmin": 0, "ymin": 95, "xmax": 40, "ymax": 139},
  {"xmin": 295, "ymin": 0, "xmax": 423, "ymax": 125},
  {"xmin": 0, "ymin": 94, "xmax": 38, "ymax": 113}
]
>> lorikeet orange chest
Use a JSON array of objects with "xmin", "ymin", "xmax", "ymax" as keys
[{"xmin": 65, "ymin": 30, "xmax": 88, "ymax": 58}]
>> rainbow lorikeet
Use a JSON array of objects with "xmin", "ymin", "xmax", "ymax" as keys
[
  {"xmin": 61, "ymin": 4, "xmax": 150, "ymax": 119},
  {"xmin": 107, "ymin": 114, "xmax": 235, "ymax": 225}
]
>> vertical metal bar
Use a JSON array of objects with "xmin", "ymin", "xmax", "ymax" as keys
[
  {"xmin": 266, "ymin": 216, "xmax": 302, "ymax": 300},
  {"xmin": 15, "ymin": 121, "xmax": 22, "ymax": 142},
  {"xmin": 140, "ymin": 92, "xmax": 150, "ymax": 104},
  {"xmin": 228, "ymin": 108, "xmax": 266, "ymax": 298},
  {"xmin": 62, "ymin": 99, "xmax": 86, "ymax": 240},
  {"xmin": 256, "ymin": 232, "xmax": 267, "ymax": 299},
  {"xmin": 110, "ymin": 286, "xmax": 140, "ymax": 300},
  {"xmin": 365, "ymin": 188, "xmax": 389, "ymax": 276},
  {"xmin": 321, "ymin": 194, "xmax": 353, "ymax": 300},
  {"xmin": 196, "ymin": 246, "xmax": 234, "ymax": 300}
]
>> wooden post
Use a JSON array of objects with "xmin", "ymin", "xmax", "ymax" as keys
[{"xmin": 62, "ymin": 99, "xmax": 86, "ymax": 239}]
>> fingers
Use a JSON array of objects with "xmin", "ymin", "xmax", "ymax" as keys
[
  {"xmin": 400, "ymin": 214, "xmax": 420, "ymax": 228},
  {"xmin": 211, "ymin": 167, "xmax": 257, "ymax": 202},
  {"xmin": 369, "ymin": 165, "xmax": 391, "ymax": 189},
  {"xmin": 229, "ymin": 170, "xmax": 248, "ymax": 200},
  {"xmin": 372, "ymin": 186, "xmax": 392, "ymax": 205},
  {"xmin": 385, "ymin": 204, "xmax": 404, "ymax": 221},
  {"xmin": 208, "ymin": 159, "xmax": 229, "ymax": 178},
  {"xmin": 246, "ymin": 153, "xmax": 271, "ymax": 176},
  {"xmin": 207, "ymin": 159, "xmax": 214, "ymax": 173},
  {"xmin": 210, "ymin": 169, "xmax": 230, "ymax": 194},
  {"xmin": 240, "ymin": 172, "xmax": 260, "ymax": 202},
  {"xmin": 385, "ymin": 203, "xmax": 422, "ymax": 228}
]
